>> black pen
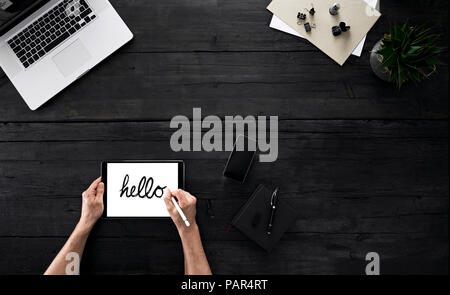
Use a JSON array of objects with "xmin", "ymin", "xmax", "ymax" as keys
[{"xmin": 267, "ymin": 188, "xmax": 279, "ymax": 235}]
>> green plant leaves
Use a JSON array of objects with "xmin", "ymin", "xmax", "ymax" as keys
[{"xmin": 377, "ymin": 22, "xmax": 443, "ymax": 88}]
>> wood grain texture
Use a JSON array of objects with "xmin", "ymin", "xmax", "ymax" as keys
[
  {"xmin": 0, "ymin": 120, "xmax": 448, "ymax": 273},
  {"xmin": 0, "ymin": 51, "xmax": 448, "ymax": 121},
  {"xmin": 0, "ymin": 1, "xmax": 448, "ymax": 121},
  {"xmin": 0, "ymin": 0, "xmax": 448, "ymax": 274},
  {"xmin": 1, "ymin": 233, "xmax": 447, "ymax": 274}
]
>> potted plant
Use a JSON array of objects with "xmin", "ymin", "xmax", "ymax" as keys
[{"xmin": 370, "ymin": 22, "xmax": 443, "ymax": 88}]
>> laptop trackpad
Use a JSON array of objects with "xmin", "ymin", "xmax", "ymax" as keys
[{"xmin": 52, "ymin": 39, "xmax": 91, "ymax": 77}]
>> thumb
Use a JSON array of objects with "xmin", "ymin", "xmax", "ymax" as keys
[{"xmin": 96, "ymin": 182, "xmax": 104, "ymax": 199}]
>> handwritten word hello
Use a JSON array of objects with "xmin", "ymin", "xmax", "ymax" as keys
[{"xmin": 119, "ymin": 174, "xmax": 167, "ymax": 199}]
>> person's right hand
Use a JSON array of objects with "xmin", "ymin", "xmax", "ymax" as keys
[{"xmin": 163, "ymin": 189, "xmax": 197, "ymax": 232}]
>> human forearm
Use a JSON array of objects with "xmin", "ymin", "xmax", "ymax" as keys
[
  {"xmin": 163, "ymin": 189, "xmax": 212, "ymax": 275},
  {"xmin": 179, "ymin": 224, "xmax": 212, "ymax": 275},
  {"xmin": 44, "ymin": 222, "xmax": 91, "ymax": 275},
  {"xmin": 44, "ymin": 178, "xmax": 104, "ymax": 275}
]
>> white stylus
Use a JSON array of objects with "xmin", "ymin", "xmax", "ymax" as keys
[{"xmin": 171, "ymin": 197, "xmax": 190, "ymax": 227}]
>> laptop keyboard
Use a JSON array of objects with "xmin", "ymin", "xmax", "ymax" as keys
[{"xmin": 7, "ymin": 0, "xmax": 96, "ymax": 69}]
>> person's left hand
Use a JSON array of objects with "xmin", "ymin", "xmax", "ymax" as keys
[{"xmin": 79, "ymin": 177, "xmax": 104, "ymax": 229}]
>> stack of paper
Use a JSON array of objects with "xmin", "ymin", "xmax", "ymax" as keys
[{"xmin": 268, "ymin": 0, "xmax": 381, "ymax": 63}]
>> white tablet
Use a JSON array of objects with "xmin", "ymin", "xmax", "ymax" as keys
[{"xmin": 101, "ymin": 161, "xmax": 184, "ymax": 218}]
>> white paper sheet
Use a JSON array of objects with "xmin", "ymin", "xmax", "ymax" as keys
[{"xmin": 269, "ymin": 0, "xmax": 379, "ymax": 57}]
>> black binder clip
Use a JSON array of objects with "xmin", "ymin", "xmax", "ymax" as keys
[
  {"xmin": 297, "ymin": 12, "xmax": 307, "ymax": 25},
  {"xmin": 332, "ymin": 22, "xmax": 350, "ymax": 36},
  {"xmin": 332, "ymin": 26, "xmax": 341, "ymax": 36},
  {"xmin": 339, "ymin": 22, "xmax": 350, "ymax": 32},
  {"xmin": 297, "ymin": 12, "xmax": 307, "ymax": 21},
  {"xmin": 304, "ymin": 22, "xmax": 316, "ymax": 33},
  {"xmin": 305, "ymin": 4, "xmax": 315, "ymax": 16}
]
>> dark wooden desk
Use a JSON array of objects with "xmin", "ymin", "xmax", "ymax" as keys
[{"xmin": 0, "ymin": 0, "xmax": 448, "ymax": 274}]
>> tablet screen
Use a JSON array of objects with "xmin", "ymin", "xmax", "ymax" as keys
[{"xmin": 105, "ymin": 162, "xmax": 181, "ymax": 217}]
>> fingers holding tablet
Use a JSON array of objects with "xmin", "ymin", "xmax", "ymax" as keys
[
  {"xmin": 88, "ymin": 176, "xmax": 102, "ymax": 193},
  {"xmin": 80, "ymin": 177, "xmax": 105, "ymax": 229},
  {"xmin": 96, "ymin": 181, "xmax": 104, "ymax": 200}
]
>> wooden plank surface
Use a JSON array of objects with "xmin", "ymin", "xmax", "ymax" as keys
[
  {"xmin": 1, "ymin": 233, "xmax": 448, "ymax": 274},
  {"xmin": 0, "ymin": 0, "xmax": 448, "ymax": 274},
  {"xmin": 0, "ymin": 1, "xmax": 448, "ymax": 121},
  {"xmin": 0, "ymin": 51, "xmax": 448, "ymax": 121},
  {"xmin": 0, "ymin": 120, "xmax": 448, "ymax": 273}
]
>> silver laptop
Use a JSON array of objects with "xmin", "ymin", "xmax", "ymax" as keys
[{"xmin": 0, "ymin": 0, "xmax": 133, "ymax": 110}]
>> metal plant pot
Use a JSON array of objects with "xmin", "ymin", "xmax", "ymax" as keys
[{"xmin": 370, "ymin": 39, "xmax": 393, "ymax": 82}]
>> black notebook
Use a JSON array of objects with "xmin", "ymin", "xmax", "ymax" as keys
[{"xmin": 231, "ymin": 184, "xmax": 298, "ymax": 252}]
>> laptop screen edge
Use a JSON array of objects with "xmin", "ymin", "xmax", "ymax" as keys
[{"xmin": 0, "ymin": 0, "xmax": 51, "ymax": 37}]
